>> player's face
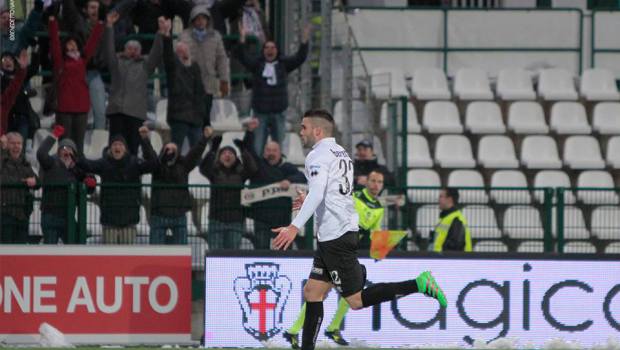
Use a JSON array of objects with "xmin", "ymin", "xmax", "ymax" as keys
[
  {"xmin": 367, "ymin": 172, "xmax": 384, "ymax": 197},
  {"xmin": 438, "ymin": 190, "xmax": 452, "ymax": 210},
  {"xmin": 299, "ymin": 118, "xmax": 316, "ymax": 148}
]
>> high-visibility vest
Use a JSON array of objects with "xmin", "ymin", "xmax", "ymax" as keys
[{"xmin": 433, "ymin": 209, "xmax": 472, "ymax": 252}]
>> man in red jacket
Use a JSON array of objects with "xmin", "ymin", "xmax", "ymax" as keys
[{"xmin": 49, "ymin": 15, "xmax": 103, "ymax": 154}]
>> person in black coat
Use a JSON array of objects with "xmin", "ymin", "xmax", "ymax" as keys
[
  {"xmin": 77, "ymin": 126, "xmax": 157, "ymax": 244},
  {"xmin": 248, "ymin": 140, "xmax": 305, "ymax": 249},
  {"xmin": 150, "ymin": 126, "xmax": 212, "ymax": 244},
  {"xmin": 235, "ymin": 21, "xmax": 310, "ymax": 156},
  {"xmin": 1, "ymin": 49, "xmax": 39, "ymax": 141}
]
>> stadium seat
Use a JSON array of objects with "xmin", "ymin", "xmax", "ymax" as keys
[
  {"xmin": 605, "ymin": 242, "xmax": 620, "ymax": 254},
  {"xmin": 435, "ymin": 135, "xmax": 476, "ymax": 168},
  {"xmin": 33, "ymin": 129, "xmax": 56, "ymax": 155},
  {"xmin": 592, "ymin": 102, "xmax": 620, "ymax": 134},
  {"xmin": 563, "ymin": 241, "xmax": 597, "ymax": 253},
  {"xmin": 189, "ymin": 235, "xmax": 207, "ymax": 270},
  {"xmin": 496, "ymin": 68, "xmax": 536, "ymax": 100},
  {"xmin": 538, "ymin": 68, "xmax": 578, "ymax": 100},
  {"xmin": 353, "ymin": 134, "xmax": 385, "ymax": 165},
  {"xmin": 549, "ymin": 102, "xmax": 591, "ymax": 134},
  {"xmin": 210, "ymin": 99, "xmax": 242, "ymax": 131},
  {"xmin": 580, "ymin": 68, "xmax": 620, "ymax": 101},
  {"xmin": 137, "ymin": 206, "xmax": 150, "ymax": 238},
  {"xmin": 84, "ymin": 129, "xmax": 109, "ymax": 160},
  {"xmin": 403, "ymin": 134, "xmax": 433, "ymax": 168},
  {"xmin": 454, "ymin": 68, "xmax": 494, "ymax": 100},
  {"xmin": 462, "ymin": 205, "xmax": 501, "ymax": 238},
  {"xmin": 517, "ymin": 241, "xmax": 545, "ymax": 253},
  {"xmin": 563, "ymin": 136, "xmax": 605, "ymax": 169},
  {"xmin": 155, "ymin": 99, "xmax": 170, "ymax": 130},
  {"xmin": 520, "ymin": 136, "xmax": 562, "ymax": 169},
  {"xmin": 477, "ymin": 135, "xmax": 519, "ymax": 168},
  {"xmin": 490, "ymin": 170, "xmax": 532, "ymax": 204},
  {"xmin": 415, "ymin": 204, "xmax": 440, "ymax": 237},
  {"xmin": 576, "ymin": 170, "xmax": 619, "ymax": 205},
  {"xmin": 503, "ymin": 205, "xmax": 544, "ymax": 239},
  {"xmin": 86, "ymin": 202, "xmax": 102, "ymax": 237},
  {"xmin": 507, "ymin": 102, "xmax": 549, "ymax": 134},
  {"xmin": 380, "ymin": 101, "xmax": 421, "ymax": 132},
  {"xmin": 334, "ymin": 100, "xmax": 373, "ymax": 133},
  {"xmin": 591, "ymin": 205, "xmax": 620, "ymax": 240},
  {"xmin": 407, "ymin": 169, "xmax": 440, "ymax": 204},
  {"xmin": 283, "ymin": 133, "xmax": 305, "ymax": 166},
  {"xmin": 607, "ymin": 136, "xmax": 620, "ymax": 168},
  {"xmin": 553, "ymin": 206, "xmax": 590, "ymax": 239},
  {"xmin": 141, "ymin": 131, "xmax": 163, "ymax": 157},
  {"xmin": 411, "ymin": 67, "xmax": 451, "ymax": 100},
  {"xmin": 28, "ymin": 201, "xmax": 42, "ymax": 237},
  {"xmin": 188, "ymin": 167, "xmax": 210, "ymax": 200},
  {"xmin": 29, "ymin": 96, "xmax": 43, "ymax": 115},
  {"xmin": 221, "ymin": 131, "xmax": 245, "ymax": 156},
  {"xmin": 474, "ymin": 241, "xmax": 508, "ymax": 252},
  {"xmin": 141, "ymin": 173, "xmax": 152, "ymax": 200},
  {"xmin": 422, "ymin": 101, "xmax": 463, "ymax": 134},
  {"xmin": 370, "ymin": 67, "xmax": 409, "ymax": 99},
  {"xmin": 533, "ymin": 170, "xmax": 576, "ymax": 204},
  {"xmin": 465, "ymin": 101, "xmax": 506, "ymax": 134},
  {"xmin": 447, "ymin": 170, "xmax": 488, "ymax": 203}
]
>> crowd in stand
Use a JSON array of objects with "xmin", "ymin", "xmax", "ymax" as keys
[{"xmin": 0, "ymin": 0, "xmax": 395, "ymax": 248}]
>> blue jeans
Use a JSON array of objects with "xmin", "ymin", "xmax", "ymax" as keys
[
  {"xmin": 207, "ymin": 220, "xmax": 243, "ymax": 249},
  {"xmin": 169, "ymin": 121, "xmax": 202, "ymax": 149},
  {"xmin": 253, "ymin": 112, "xmax": 285, "ymax": 156},
  {"xmin": 150, "ymin": 215, "xmax": 188, "ymax": 244},
  {"xmin": 87, "ymin": 70, "xmax": 106, "ymax": 130},
  {"xmin": 41, "ymin": 213, "xmax": 67, "ymax": 244}
]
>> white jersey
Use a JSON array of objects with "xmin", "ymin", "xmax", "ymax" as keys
[{"xmin": 291, "ymin": 137, "xmax": 359, "ymax": 242}]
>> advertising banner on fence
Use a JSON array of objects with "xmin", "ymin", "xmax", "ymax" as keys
[
  {"xmin": 0, "ymin": 246, "xmax": 192, "ymax": 344},
  {"xmin": 204, "ymin": 255, "xmax": 620, "ymax": 348}
]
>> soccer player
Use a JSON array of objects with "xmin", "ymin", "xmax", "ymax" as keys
[
  {"xmin": 282, "ymin": 169, "xmax": 386, "ymax": 348},
  {"xmin": 272, "ymin": 109, "xmax": 447, "ymax": 350}
]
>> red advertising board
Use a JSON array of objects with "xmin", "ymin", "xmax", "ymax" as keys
[{"xmin": 0, "ymin": 246, "xmax": 191, "ymax": 344}]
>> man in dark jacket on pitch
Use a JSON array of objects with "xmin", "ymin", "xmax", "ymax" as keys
[
  {"xmin": 249, "ymin": 140, "xmax": 305, "ymax": 249},
  {"xmin": 235, "ymin": 21, "xmax": 310, "ymax": 156},
  {"xmin": 150, "ymin": 126, "xmax": 213, "ymax": 245},
  {"xmin": 199, "ymin": 123, "xmax": 258, "ymax": 249},
  {"xmin": 37, "ymin": 125, "xmax": 96, "ymax": 244},
  {"xmin": 77, "ymin": 126, "xmax": 157, "ymax": 244}
]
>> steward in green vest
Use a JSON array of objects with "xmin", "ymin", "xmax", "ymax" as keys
[
  {"xmin": 353, "ymin": 170, "xmax": 385, "ymax": 249},
  {"xmin": 433, "ymin": 188, "xmax": 472, "ymax": 252}
]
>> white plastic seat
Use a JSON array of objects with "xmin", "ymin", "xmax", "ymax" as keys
[
  {"xmin": 563, "ymin": 136, "xmax": 605, "ymax": 169},
  {"xmin": 29, "ymin": 96, "xmax": 43, "ymax": 114},
  {"xmin": 422, "ymin": 101, "xmax": 463, "ymax": 134},
  {"xmin": 155, "ymin": 99, "xmax": 170, "ymax": 130},
  {"xmin": 576, "ymin": 171, "xmax": 619, "ymax": 205},
  {"xmin": 189, "ymin": 235, "xmax": 207, "ymax": 270},
  {"xmin": 497, "ymin": 68, "xmax": 536, "ymax": 100},
  {"xmin": 550, "ymin": 102, "xmax": 591, "ymax": 134},
  {"xmin": 86, "ymin": 202, "xmax": 102, "ymax": 237},
  {"xmin": 593, "ymin": 102, "xmax": 620, "ymax": 135},
  {"xmin": 465, "ymin": 102, "xmax": 506, "ymax": 134},
  {"xmin": 533, "ymin": 170, "xmax": 576, "ymax": 204},
  {"xmin": 538, "ymin": 68, "xmax": 578, "ymax": 101},
  {"xmin": 137, "ymin": 206, "xmax": 150, "ymax": 238},
  {"xmin": 477, "ymin": 136, "xmax": 519, "ymax": 168},
  {"xmin": 435, "ymin": 135, "xmax": 476, "ymax": 168},
  {"xmin": 563, "ymin": 241, "xmax": 596, "ymax": 254},
  {"xmin": 141, "ymin": 173, "xmax": 152, "ymax": 200},
  {"xmin": 188, "ymin": 167, "xmax": 210, "ymax": 201},
  {"xmin": 380, "ymin": 101, "xmax": 421, "ymax": 132},
  {"xmin": 412, "ymin": 67, "xmax": 451, "ymax": 100},
  {"xmin": 454, "ymin": 68, "xmax": 494, "ymax": 100},
  {"xmin": 282, "ymin": 133, "xmax": 305, "ymax": 165},
  {"xmin": 210, "ymin": 99, "xmax": 242, "ymax": 131},
  {"xmin": 334, "ymin": 100, "xmax": 373, "ymax": 133},
  {"xmin": 580, "ymin": 68, "xmax": 620, "ymax": 101},
  {"xmin": 591, "ymin": 206, "xmax": 620, "ymax": 240},
  {"xmin": 220, "ymin": 131, "xmax": 245, "ymax": 156},
  {"xmin": 474, "ymin": 241, "xmax": 508, "ymax": 252},
  {"xmin": 490, "ymin": 170, "xmax": 532, "ymax": 204},
  {"xmin": 503, "ymin": 206, "xmax": 544, "ymax": 239},
  {"xmin": 415, "ymin": 204, "xmax": 440, "ymax": 238},
  {"xmin": 33, "ymin": 129, "xmax": 56, "ymax": 155},
  {"xmin": 138, "ymin": 131, "xmax": 163, "ymax": 158},
  {"xmin": 28, "ymin": 202, "xmax": 42, "ymax": 237},
  {"xmin": 517, "ymin": 241, "xmax": 545, "ymax": 253},
  {"xmin": 507, "ymin": 102, "xmax": 549, "ymax": 134},
  {"xmin": 407, "ymin": 169, "xmax": 440, "ymax": 204},
  {"xmin": 607, "ymin": 137, "xmax": 620, "ymax": 168},
  {"xmin": 462, "ymin": 205, "xmax": 501, "ymax": 238},
  {"xmin": 447, "ymin": 170, "xmax": 488, "ymax": 203},
  {"xmin": 554, "ymin": 206, "xmax": 590, "ymax": 240},
  {"xmin": 403, "ymin": 134, "xmax": 433, "ymax": 168},
  {"xmin": 84, "ymin": 129, "xmax": 109, "ymax": 160},
  {"xmin": 605, "ymin": 242, "xmax": 620, "ymax": 253},
  {"xmin": 520, "ymin": 136, "xmax": 562, "ymax": 169},
  {"xmin": 371, "ymin": 67, "xmax": 409, "ymax": 99}
]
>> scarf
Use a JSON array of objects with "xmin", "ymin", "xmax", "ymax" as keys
[
  {"xmin": 242, "ymin": 7, "xmax": 264, "ymax": 42},
  {"xmin": 262, "ymin": 61, "xmax": 277, "ymax": 86},
  {"xmin": 192, "ymin": 28, "xmax": 207, "ymax": 42}
]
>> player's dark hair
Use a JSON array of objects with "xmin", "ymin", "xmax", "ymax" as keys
[
  {"xmin": 303, "ymin": 109, "xmax": 335, "ymax": 124},
  {"xmin": 444, "ymin": 187, "xmax": 459, "ymax": 205}
]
